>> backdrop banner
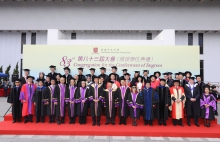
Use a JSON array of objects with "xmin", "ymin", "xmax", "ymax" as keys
[{"xmin": 23, "ymin": 45, "xmax": 200, "ymax": 78}]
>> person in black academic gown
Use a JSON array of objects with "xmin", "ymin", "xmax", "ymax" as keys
[
  {"xmin": 117, "ymin": 78, "xmax": 130, "ymax": 125},
  {"xmin": 179, "ymin": 72, "xmax": 188, "ymax": 88},
  {"xmin": 47, "ymin": 65, "xmax": 57, "ymax": 80},
  {"xmin": 20, "ymin": 69, "xmax": 30, "ymax": 87},
  {"xmin": 103, "ymin": 81, "xmax": 118, "ymax": 125},
  {"xmin": 9, "ymin": 79, "xmax": 22, "ymax": 123},
  {"xmin": 89, "ymin": 68, "xmax": 96, "ymax": 83},
  {"xmin": 56, "ymin": 73, "xmax": 61, "ymax": 85},
  {"xmin": 195, "ymin": 75, "xmax": 205, "ymax": 97},
  {"xmin": 142, "ymin": 70, "xmax": 150, "ymax": 83},
  {"xmin": 184, "ymin": 77, "xmax": 200, "ymax": 127},
  {"xmin": 54, "ymin": 76, "xmax": 67, "ymax": 125},
  {"xmin": 119, "ymin": 69, "xmax": 128, "ymax": 80},
  {"xmin": 98, "ymin": 67, "xmax": 109, "ymax": 89},
  {"xmin": 141, "ymin": 81, "xmax": 159, "ymax": 126},
  {"xmin": 32, "ymin": 79, "xmax": 46, "ymax": 123},
  {"xmin": 42, "ymin": 78, "xmax": 56, "ymax": 123},
  {"xmin": 65, "ymin": 78, "xmax": 78, "ymax": 124},
  {"xmin": 77, "ymin": 80, "xmax": 89, "ymax": 124},
  {"xmin": 127, "ymin": 86, "xmax": 143, "ymax": 126},
  {"xmin": 109, "ymin": 66, "xmax": 120, "ymax": 81},
  {"xmin": 89, "ymin": 76, "xmax": 103, "ymax": 126},
  {"xmin": 63, "ymin": 67, "xmax": 72, "ymax": 85},
  {"xmin": 44, "ymin": 75, "xmax": 51, "ymax": 87},
  {"xmin": 131, "ymin": 71, "xmax": 140, "ymax": 87},
  {"xmin": 211, "ymin": 85, "xmax": 218, "ymax": 116},
  {"xmin": 77, "ymin": 67, "xmax": 86, "ymax": 83},
  {"xmin": 156, "ymin": 79, "xmax": 170, "ymax": 126}
]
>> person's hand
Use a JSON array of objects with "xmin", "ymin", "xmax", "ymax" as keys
[
  {"xmin": 11, "ymin": 103, "xmax": 13, "ymax": 106},
  {"xmin": 190, "ymin": 98, "xmax": 194, "ymax": 102},
  {"xmin": 23, "ymin": 100, "xmax": 26, "ymax": 103},
  {"xmin": 153, "ymin": 105, "xmax": 155, "ymax": 108},
  {"xmin": 82, "ymin": 100, "xmax": 85, "ymax": 103},
  {"xmin": 166, "ymin": 104, "xmax": 168, "ymax": 107},
  {"xmin": 132, "ymin": 106, "xmax": 136, "ymax": 109},
  {"xmin": 34, "ymin": 102, "xmax": 36, "ymax": 106},
  {"xmin": 177, "ymin": 100, "xmax": 180, "ymax": 103},
  {"xmin": 54, "ymin": 102, "xmax": 58, "ymax": 105},
  {"xmin": 71, "ymin": 101, "xmax": 74, "ymax": 104}
]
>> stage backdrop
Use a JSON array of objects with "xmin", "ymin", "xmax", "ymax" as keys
[{"xmin": 23, "ymin": 45, "xmax": 200, "ymax": 78}]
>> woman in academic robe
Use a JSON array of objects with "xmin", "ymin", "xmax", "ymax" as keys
[
  {"xmin": 135, "ymin": 76, "xmax": 145, "ymax": 92},
  {"xmin": 154, "ymin": 71, "xmax": 161, "ymax": 82},
  {"xmin": 200, "ymin": 85, "xmax": 216, "ymax": 127},
  {"xmin": 56, "ymin": 73, "xmax": 61, "ymax": 85},
  {"xmin": 156, "ymin": 79, "xmax": 170, "ymax": 126},
  {"xmin": 53, "ymin": 76, "xmax": 67, "ymax": 125},
  {"xmin": 88, "ymin": 75, "xmax": 103, "ymax": 126},
  {"xmin": 131, "ymin": 71, "xmax": 140, "ymax": 87},
  {"xmin": 9, "ymin": 79, "xmax": 22, "ymax": 123},
  {"xmin": 150, "ymin": 75, "xmax": 160, "ymax": 89},
  {"xmin": 32, "ymin": 79, "xmax": 46, "ymax": 123},
  {"xmin": 124, "ymin": 73, "xmax": 131, "ymax": 87},
  {"xmin": 184, "ymin": 71, "xmax": 192, "ymax": 82},
  {"xmin": 127, "ymin": 86, "xmax": 143, "ymax": 126},
  {"xmin": 117, "ymin": 78, "xmax": 131, "ymax": 125},
  {"xmin": 65, "ymin": 78, "xmax": 78, "ymax": 124},
  {"xmin": 76, "ymin": 80, "xmax": 89, "ymax": 125},
  {"xmin": 42, "ymin": 78, "xmax": 56, "ymax": 123},
  {"xmin": 36, "ymin": 72, "xmax": 45, "ymax": 84},
  {"xmin": 107, "ymin": 73, "xmax": 120, "ymax": 89}
]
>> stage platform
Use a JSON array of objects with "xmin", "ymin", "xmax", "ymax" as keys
[{"xmin": 0, "ymin": 113, "xmax": 220, "ymax": 137}]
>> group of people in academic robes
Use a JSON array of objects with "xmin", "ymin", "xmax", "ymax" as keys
[{"xmin": 8, "ymin": 65, "xmax": 218, "ymax": 128}]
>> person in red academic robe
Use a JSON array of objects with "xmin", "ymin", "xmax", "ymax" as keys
[
  {"xmin": 169, "ymin": 80, "xmax": 186, "ymax": 126},
  {"xmin": 107, "ymin": 73, "xmax": 120, "ymax": 90},
  {"xmin": 150, "ymin": 75, "xmax": 160, "ymax": 89},
  {"xmin": 19, "ymin": 76, "xmax": 37, "ymax": 123}
]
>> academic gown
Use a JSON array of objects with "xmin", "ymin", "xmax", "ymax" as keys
[
  {"xmin": 180, "ymin": 80, "xmax": 188, "ymax": 88},
  {"xmin": 42, "ymin": 85, "xmax": 56, "ymax": 117},
  {"xmin": 54, "ymin": 84, "xmax": 67, "ymax": 117},
  {"xmin": 89, "ymin": 84, "xmax": 103, "ymax": 117},
  {"xmin": 109, "ymin": 73, "xmax": 120, "ymax": 81},
  {"xmin": 78, "ymin": 74, "xmax": 86, "ymax": 87},
  {"xmin": 143, "ymin": 76, "xmax": 150, "ymax": 83},
  {"xmin": 98, "ymin": 74, "xmax": 109, "ymax": 88},
  {"xmin": 117, "ymin": 86, "xmax": 130, "ymax": 118},
  {"xmin": 48, "ymin": 72, "xmax": 57, "ymax": 80},
  {"xmin": 200, "ymin": 94, "xmax": 216, "ymax": 120},
  {"xmin": 20, "ymin": 76, "xmax": 27, "ymax": 87},
  {"xmin": 156, "ymin": 86, "xmax": 170, "ymax": 120},
  {"xmin": 9, "ymin": 87, "xmax": 22, "ymax": 119},
  {"xmin": 65, "ymin": 85, "xmax": 78, "ymax": 118},
  {"xmin": 32, "ymin": 86, "xmax": 46, "ymax": 118},
  {"xmin": 76, "ymin": 87, "xmax": 89, "ymax": 117},
  {"xmin": 141, "ymin": 87, "xmax": 159, "ymax": 120},
  {"xmin": 44, "ymin": 82, "xmax": 51, "ymax": 87},
  {"xmin": 196, "ymin": 82, "xmax": 205, "ymax": 97},
  {"xmin": 103, "ymin": 89, "xmax": 118, "ymax": 118},
  {"xmin": 63, "ymin": 74, "xmax": 72, "ymax": 85},
  {"xmin": 19, "ymin": 84, "xmax": 37, "ymax": 116},
  {"xmin": 184, "ymin": 84, "xmax": 200, "ymax": 117},
  {"xmin": 56, "ymin": 80, "xmax": 60, "ymax": 85},
  {"xmin": 131, "ymin": 77, "xmax": 136, "ymax": 87},
  {"xmin": 127, "ymin": 92, "xmax": 143, "ymax": 119},
  {"xmin": 169, "ymin": 86, "xmax": 186, "ymax": 119}
]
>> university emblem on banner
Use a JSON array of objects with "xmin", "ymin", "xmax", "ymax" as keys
[{"xmin": 93, "ymin": 47, "xmax": 98, "ymax": 54}]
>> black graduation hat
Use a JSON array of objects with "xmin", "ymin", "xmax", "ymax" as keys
[
  {"xmin": 185, "ymin": 71, "xmax": 192, "ymax": 76},
  {"xmin": 63, "ymin": 67, "xmax": 70, "ymax": 72},
  {"xmin": 134, "ymin": 71, "xmax": 140, "ymax": 74},
  {"xmin": 100, "ymin": 67, "xmax": 106, "ymax": 70},
  {"xmin": 154, "ymin": 71, "xmax": 161, "ymax": 76},
  {"xmin": 60, "ymin": 75, "xmax": 66, "ymax": 78},
  {"xmin": 163, "ymin": 72, "xmax": 169, "ymax": 76},
  {"xmin": 175, "ymin": 73, "xmax": 179, "ymax": 75},
  {"xmin": 211, "ymin": 85, "xmax": 216, "ymax": 89},
  {"xmin": 122, "ymin": 69, "xmax": 127, "ymax": 72},
  {"xmin": 173, "ymin": 80, "xmax": 180, "ymax": 84},
  {"xmin": 150, "ymin": 75, "xmax": 157, "ymax": 79},
  {"xmin": 23, "ymin": 69, "xmax": 30, "ymax": 72},
  {"xmin": 78, "ymin": 67, "xmax": 84, "ymax": 71},
  {"xmin": 46, "ymin": 75, "xmax": 51, "ymax": 78},
  {"xmin": 49, "ymin": 65, "xmax": 56, "ymax": 68},
  {"xmin": 143, "ymin": 70, "xmax": 149, "ymax": 73},
  {"xmin": 99, "ymin": 75, "xmax": 104, "ymax": 79},
  {"xmin": 109, "ymin": 73, "xmax": 116, "ymax": 77},
  {"xmin": 111, "ymin": 66, "xmax": 117, "ymax": 70},
  {"xmin": 93, "ymin": 75, "xmax": 99, "ymax": 79},
  {"xmin": 108, "ymin": 81, "xmax": 115, "ymax": 84},
  {"xmin": 160, "ymin": 78, "xmax": 166, "ymax": 82},
  {"xmin": 56, "ymin": 73, "xmax": 62, "ymax": 77},
  {"xmin": 120, "ymin": 77, "xmax": 126, "ymax": 81},
  {"xmin": 178, "ymin": 72, "xmax": 185, "ymax": 76},
  {"xmin": 70, "ymin": 77, "xmax": 76, "ymax": 81},
  {"xmin": 27, "ymin": 76, "xmax": 35, "ymax": 80},
  {"xmin": 37, "ymin": 79, "xmax": 44, "ymax": 82},
  {"xmin": 89, "ymin": 68, "xmax": 95, "ymax": 71},
  {"xmin": 86, "ymin": 74, "xmax": 91, "ymax": 78},
  {"xmin": 189, "ymin": 77, "xmax": 195, "ymax": 80},
  {"xmin": 168, "ymin": 72, "xmax": 173, "ymax": 75},
  {"xmin": 14, "ymin": 79, "xmax": 21, "ymax": 82},
  {"xmin": 80, "ymin": 79, "xmax": 86, "ymax": 82},
  {"xmin": 124, "ymin": 73, "xmax": 130, "ymax": 76},
  {"xmin": 50, "ymin": 78, "xmax": 56, "ymax": 81},
  {"xmin": 145, "ymin": 80, "xmax": 151, "ymax": 84},
  {"xmin": 195, "ymin": 75, "xmax": 201, "ymax": 78},
  {"xmin": 204, "ymin": 84, "xmax": 211, "ymax": 90}
]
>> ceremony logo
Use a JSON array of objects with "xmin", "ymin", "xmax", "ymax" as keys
[{"xmin": 93, "ymin": 47, "xmax": 98, "ymax": 54}]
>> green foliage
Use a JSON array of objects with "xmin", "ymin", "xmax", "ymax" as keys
[
  {"xmin": 13, "ymin": 62, "xmax": 19, "ymax": 75},
  {"xmin": 5, "ymin": 64, "xmax": 11, "ymax": 80},
  {"xmin": 0, "ymin": 65, "xmax": 3, "ymax": 73}
]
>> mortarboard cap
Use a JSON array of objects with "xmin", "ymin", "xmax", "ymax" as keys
[
  {"xmin": 168, "ymin": 72, "xmax": 173, "ymax": 75},
  {"xmin": 185, "ymin": 71, "xmax": 192, "ymax": 76},
  {"xmin": 134, "ymin": 71, "xmax": 140, "ymax": 74},
  {"xmin": 27, "ymin": 76, "xmax": 35, "ymax": 80},
  {"xmin": 14, "ymin": 79, "xmax": 21, "ymax": 82},
  {"xmin": 150, "ymin": 75, "xmax": 157, "ymax": 79},
  {"xmin": 37, "ymin": 79, "xmax": 44, "ymax": 82},
  {"xmin": 211, "ymin": 85, "xmax": 216, "ymax": 89},
  {"xmin": 189, "ymin": 77, "xmax": 195, "ymax": 80},
  {"xmin": 100, "ymin": 67, "xmax": 106, "ymax": 70},
  {"xmin": 50, "ymin": 78, "xmax": 56, "ymax": 81},
  {"xmin": 63, "ymin": 67, "xmax": 70, "ymax": 72},
  {"xmin": 143, "ymin": 70, "xmax": 149, "ymax": 73},
  {"xmin": 122, "ymin": 69, "xmax": 127, "ymax": 72},
  {"xmin": 111, "ymin": 66, "xmax": 117, "ymax": 70},
  {"xmin": 175, "ymin": 73, "xmax": 179, "ymax": 75},
  {"xmin": 49, "ymin": 65, "xmax": 56, "ymax": 68},
  {"xmin": 163, "ymin": 72, "xmax": 169, "ymax": 76},
  {"xmin": 195, "ymin": 75, "xmax": 201, "ymax": 78},
  {"xmin": 154, "ymin": 71, "xmax": 161, "ymax": 76},
  {"xmin": 160, "ymin": 79, "xmax": 166, "ymax": 82},
  {"xmin": 109, "ymin": 73, "xmax": 116, "ymax": 77},
  {"xmin": 108, "ymin": 81, "xmax": 114, "ymax": 84},
  {"xmin": 124, "ymin": 73, "xmax": 130, "ymax": 76},
  {"xmin": 23, "ymin": 69, "xmax": 30, "ymax": 72},
  {"xmin": 77, "ymin": 67, "xmax": 84, "ymax": 71},
  {"xmin": 56, "ymin": 73, "xmax": 62, "ymax": 77},
  {"xmin": 89, "ymin": 68, "xmax": 95, "ymax": 71},
  {"xmin": 178, "ymin": 72, "xmax": 185, "ymax": 76},
  {"xmin": 93, "ymin": 75, "xmax": 99, "ymax": 79},
  {"xmin": 86, "ymin": 74, "xmax": 91, "ymax": 78},
  {"xmin": 173, "ymin": 80, "xmax": 180, "ymax": 84}
]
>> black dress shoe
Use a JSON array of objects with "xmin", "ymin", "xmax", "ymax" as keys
[
  {"xmin": 132, "ymin": 122, "xmax": 135, "ymax": 126},
  {"xmin": 119, "ymin": 122, "xmax": 122, "ymax": 125},
  {"xmin": 124, "ymin": 122, "xmax": 127, "ymax": 125},
  {"xmin": 173, "ymin": 124, "xmax": 176, "ymax": 126},
  {"xmin": 97, "ymin": 123, "xmax": 100, "ymax": 126},
  {"xmin": 57, "ymin": 120, "xmax": 61, "ymax": 125},
  {"xmin": 187, "ymin": 123, "xmax": 191, "ymax": 126},
  {"xmin": 69, "ymin": 121, "xmax": 72, "ymax": 124},
  {"xmin": 12, "ymin": 120, "xmax": 16, "ymax": 123},
  {"xmin": 112, "ymin": 122, "xmax": 115, "ymax": 125},
  {"xmin": 105, "ymin": 122, "xmax": 109, "ymax": 125},
  {"xmin": 158, "ymin": 122, "xmax": 162, "ymax": 126},
  {"xmin": 92, "ymin": 123, "xmax": 96, "ymax": 126},
  {"xmin": 179, "ymin": 124, "xmax": 184, "ymax": 127},
  {"xmin": 36, "ymin": 120, "xmax": 39, "ymax": 123},
  {"xmin": 24, "ymin": 120, "xmax": 28, "ymax": 123},
  {"xmin": 195, "ymin": 123, "xmax": 200, "ymax": 127},
  {"xmin": 163, "ymin": 123, "xmax": 167, "ymax": 126},
  {"xmin": 30, "ymin": 119, "xmax": 33, "ymax": 123},
  {"xmin": 134, "ymin": 122, "xmax": 137, "ymax": 126},
  {"xmin": 18, "ymin": 119, "xmax": 21, "ymax": 122}
]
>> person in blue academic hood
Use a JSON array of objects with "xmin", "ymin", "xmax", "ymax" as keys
[
  {"xmin": 32, "ymin": 79, "xmax": 46, "ymax": 123},
  {"xmin": 141, "ymin": 81, "xmax": 159, "ymax": 126}
]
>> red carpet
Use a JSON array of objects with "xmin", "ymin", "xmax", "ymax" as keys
[{"xmin": 1, "ymin": 113, "xmax": 220, "ymax": 137}]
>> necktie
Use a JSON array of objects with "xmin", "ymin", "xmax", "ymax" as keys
[
  {"xmin": 176, "ymin": 87, "xmax": 179, "ymax": 100},
  {"xmin": 29, "ymin": 85, "xmax": 32, "ymax": 94}
]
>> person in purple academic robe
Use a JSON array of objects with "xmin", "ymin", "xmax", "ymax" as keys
[
  {"xmin": 53, "ymin": 76, "xmax": 67, "ymax": 125},
  {"xmin": 200, "ymin": 85, "xmax": 216, "ymax": 127}
]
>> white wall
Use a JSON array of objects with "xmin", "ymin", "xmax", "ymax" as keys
[{"xmin": 1, "ymin": 1, "xmax": 220, "ymax": 31}]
